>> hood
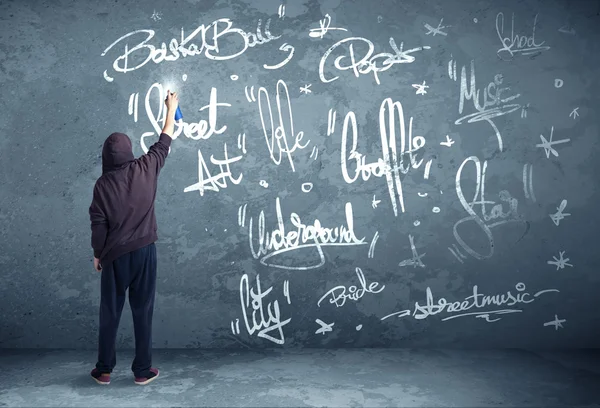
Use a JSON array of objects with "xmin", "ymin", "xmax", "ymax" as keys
[{"xmin": 102, "ymin": 132, "xmax": 135, "ymax": 174}]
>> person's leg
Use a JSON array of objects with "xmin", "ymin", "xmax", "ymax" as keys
[
  {"xmin": 128, "ymin": 243, "xmax": 158, "ymax": 381},
  {"xmin": 95, "ymin": 256, "xmax": 130, "ymax": 376}
]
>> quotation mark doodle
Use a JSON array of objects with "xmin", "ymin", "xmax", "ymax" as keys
[
  {"xmin": 283, "ymin": 280, "xmax": 291, "ymax": 304},
  {"xmin": 536, "ymin": 126, "xmax": 570, "ymax": 159},
  {"xmin": 423, "ymin": 159, "xmax": 433, "ymax": 180},
  {"xmin": 310, "ymin": 146, "xmax": 319, "ymax": 160},
  {"xmin": 327, "ymin": 108, "xmax": 337, "ymax": 135},
  {"xmin": 549, "ymin": 199, "xmax": 570, "ymax": 226},
  {"xmin": 448, "ymin": 244, "xmax": 467, "ymax": 264},
  {"xmin": 315, "ymin": 319, "xmax": 334, "ymax": 335},
  {"xmin": 237, "ymin": 133, "xmax": 246, "ymax": 154},
  {"xmin": 278, "ymin": 3, "xmax": 285, "ymax": 19},
  {"xmin": 521, "ymin": 103, "xmax": 530, "ymax": 118},
  {"xmin": 237, "ymin": 203, "xmax": 248, "ymax": 227},
  {"xmin": 368, "ymin": 231, "xmax": 380, "ymax": 259},
  {"xmin": 244, "ymin": 86, "xmax": 256, "ymax": 102},
  {"xmin": 543, "ymin": 314, "xmax": 566, "ymax": 330},
  {"xmin": 231, "ymin": 318, "xmax": 241, "ymax": 334},
  {"xmin": 522, "ymin": 164, "xmax": 536, "ymax": 202},
  {"xmin": 547, "ymin": 251, "xmax": 573, "ymax": 270},
  {"xmin": 128, "ymin": 92, "xmax": 140, "ymax": 122},
  {"xmin": 448, "ymin": 57, "xmax": 458, "ymax": 81}
]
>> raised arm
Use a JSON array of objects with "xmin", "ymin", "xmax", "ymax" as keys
[{"xmin": 141, "ymin": 90, "xmax": 178, "ymax": 172}]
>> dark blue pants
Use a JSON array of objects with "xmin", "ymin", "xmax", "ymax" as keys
[{"xmin": 95, "ymin": 243, "xmax": 156, "ymax": 378}]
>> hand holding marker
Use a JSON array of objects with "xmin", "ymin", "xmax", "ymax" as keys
[{"xmin": 165, "ymin": 89, "xmax": 183, "ymax": 120}]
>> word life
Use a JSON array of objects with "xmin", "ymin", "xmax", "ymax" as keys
[{"xmin": 450, "ymin": 59, "xmax": 521, "ymax": 151}]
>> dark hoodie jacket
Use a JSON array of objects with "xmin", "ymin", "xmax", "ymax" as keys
[{"xmin": 89, "ymin": 132, "xmax": 172, "ymax": 264}]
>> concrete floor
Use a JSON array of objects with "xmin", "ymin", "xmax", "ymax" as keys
[{"xmin": 0, "ymin": 349, "xmax": 599, "ymax": 407}]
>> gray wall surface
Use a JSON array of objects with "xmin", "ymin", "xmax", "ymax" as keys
[{"xmin": 1, "ymin": 0, "xmax": 599, "ymax": 349}]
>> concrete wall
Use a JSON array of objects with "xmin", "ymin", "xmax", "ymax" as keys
[{"xmin": 1, "ymin": 0, "xmax": 599, "ymax": 349}]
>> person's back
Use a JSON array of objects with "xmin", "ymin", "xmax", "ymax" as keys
[{"xmin": 88, "ymin": 91, "xmax": 179, "ymax": 386}]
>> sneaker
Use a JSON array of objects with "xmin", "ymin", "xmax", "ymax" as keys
[
  {"xmin": 90, "ymin": 368, "xmax": 110, "ymax": 385},
  {"xmin": 134, "ymin": 368, "xmax": 159, "ymax": 385}
]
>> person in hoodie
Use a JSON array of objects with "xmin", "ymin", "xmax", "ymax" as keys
[{"xmin": 88, "ymin": 91, "xmax": 179, "ymax": 386}]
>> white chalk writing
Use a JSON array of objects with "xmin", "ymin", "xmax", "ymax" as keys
[
  {"xmin": 247, "ymin": 198, "xmax": 367, "ymax": 270},
  {"xmin": 454, "ymin": 156, "xmax": 525, "ymax": 260},
  {"xmin": 382, "ymin": 282, "xmax": 559, "ymax": 322},
  {"xmin": 496, "ymin": 12, "xmax": 550, "ymax": 59},
  {"xmin": 340, "ymin": 98, "xmax": 431, "ymax": 216},
  {"xmin": 452, "ymin": 59, "xmax": 521, "ymax": 152},
  {"xmin": 317, "ymin": 267, "xmax": 384, "ymax": 307},
  {"xmin": 102, "ymin": 18, "xmax": 281, "ymax": 78},
  {"xmin": 319, "ymin": 37, "xmax": 430, "ymax": 85},
  {"xmin": 237, "ymin": 274, "xmax": 291, "ymax": 345}
]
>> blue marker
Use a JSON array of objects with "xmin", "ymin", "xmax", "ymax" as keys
[{"xmin": 174, "ymin": 105, "xmax": 183, "ymax": 121}]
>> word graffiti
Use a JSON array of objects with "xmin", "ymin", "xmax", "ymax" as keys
[
  {"xmin": 382, "ymin": 282, "xmax": 559, "ymax": 322},
  {"xmin": 340, "ymin": 98, "xmax": 432, "ymax": 216},
  {"xmin": 247, "ymin": 198, "xmax": 367, "ymax": 270},
  {"xmin": 319, "ymin": 36, "xmax": 430, "ymax": 85},
  {"xmin": 317, "ymin": 267, "xmax": 385, "ymax": 308}
]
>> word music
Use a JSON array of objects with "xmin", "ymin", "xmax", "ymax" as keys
[
  {"xmin": 451, "ymin": 59, "xmax": 521, "ymax": 151},
  {"xmin": 246, "ymin": 198, "xmax": 367, "ymax": 270},
  {"xmin": 102, "ymin": 18, "xmax": 282, "ymax": 77},
  {"xmin": 256, "ymin": 80, "xmax": 311, "ymax": 172},
  {"xmin": 382, "ymin": 282, "xmax": 559, "ymax": 322},
  {"xmin": 340, "ymin": 98, "xmax": 431, "ymax": 216}
]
